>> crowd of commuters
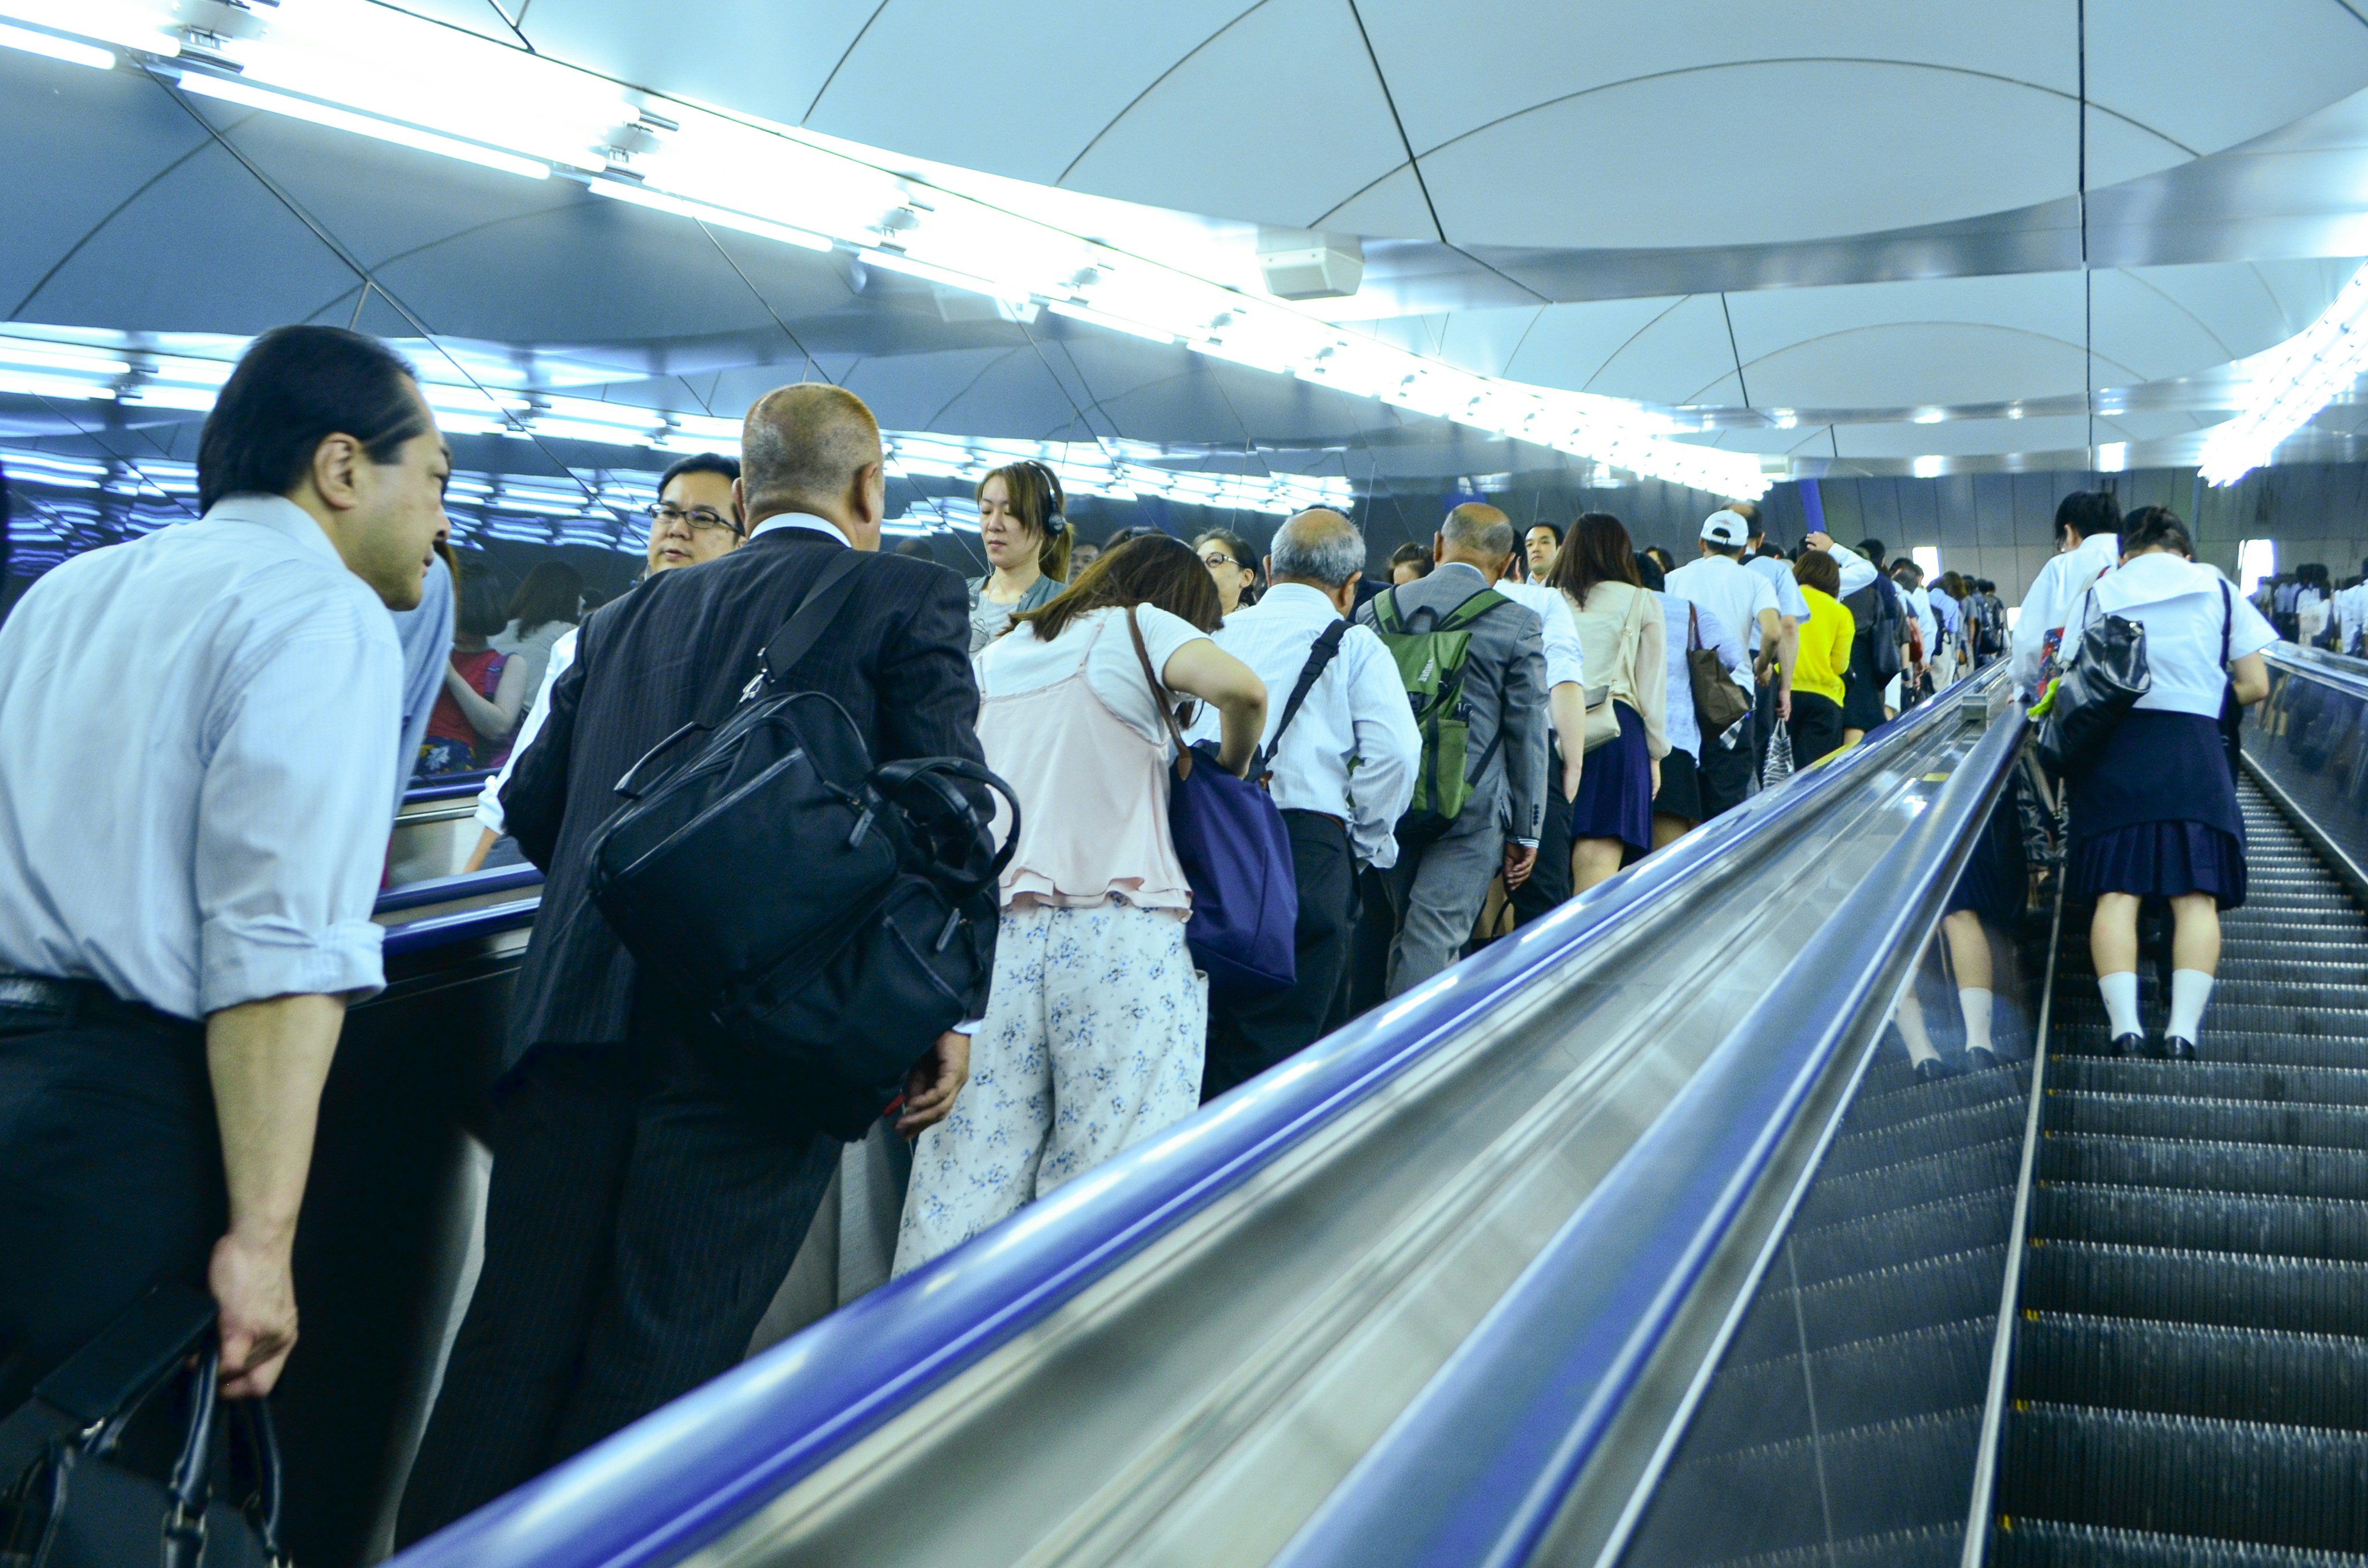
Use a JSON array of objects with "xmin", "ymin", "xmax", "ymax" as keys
[{"xmin": 1, "ymin": 315, "xmax": 2291, "ymax": 1553}]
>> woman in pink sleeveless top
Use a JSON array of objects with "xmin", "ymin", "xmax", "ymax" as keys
[{"xmin": 896, "ymin": 536, "xmax": 1267, "ymax": 1272}]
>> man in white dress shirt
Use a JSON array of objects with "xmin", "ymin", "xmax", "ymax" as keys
[
  {"xmin": 0, "ymin": 325, "xmax": 449, "ymax": 1409},
  {"xmin": 1190, "ymin": 510, "xmax": 1421, "ymax": 1098}
]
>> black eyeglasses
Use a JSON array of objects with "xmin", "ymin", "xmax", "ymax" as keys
[
  {"xmin": 645, "ymin": 503, "xmax": 739, "ymax": 534},
  {"xmin": 1199, "ymin": 551, "xmax": 1241, "ymax": 569}
]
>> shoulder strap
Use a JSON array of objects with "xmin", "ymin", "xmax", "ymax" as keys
[
  {"xmin": 747, "ymin": 549, "xmax": 868, "ymax": 699},
  {"xmin": 1687, "ymin": 600, "xmax": 1701, "ymax": 653},
  {"xmin": 1440, "ymin": 586, "xmax": 1510, "ymax": 631},
  {"xmin": 2220, "ymin": 578, "xmax": 2234, "ymax": 667},
  {"xmin": 1371, "ymin": 585, "xmax": 1404, "ymax": 635},
  {"xmin": 1257, "ymin": 619, "xmax": 1351, "ymax": 778},
  {"xmin": 1125, "ymin": 605, "xmax": 1193, "ymax": 777}
]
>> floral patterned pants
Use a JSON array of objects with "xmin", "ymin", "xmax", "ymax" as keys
[{"xmin": 894, "ymin": 900, "xmax": 1206, "ymax": 1275}]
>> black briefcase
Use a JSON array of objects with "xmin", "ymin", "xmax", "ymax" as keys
[
  {"xmin": 587, "ymin": 552, "xmax": 1018, "ymax": 1139},
  {"xmin": 0, "ymin": 1286, "xmax": 286, "ymax": 1568}
]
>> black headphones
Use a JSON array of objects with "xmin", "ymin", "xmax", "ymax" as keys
[{"xmin": 1018, "ymin": 460, "xmax": 1068, "ymax": 537}]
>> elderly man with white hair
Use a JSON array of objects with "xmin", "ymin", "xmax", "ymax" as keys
[{"xmin": 1189, "ymin": 509, "xmax": 1421, "ymax": 1098}]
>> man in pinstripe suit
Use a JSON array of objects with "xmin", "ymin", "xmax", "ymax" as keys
[{"xmin": 399, "ymin": 385, "xmax": 985, "ymax": 1542}]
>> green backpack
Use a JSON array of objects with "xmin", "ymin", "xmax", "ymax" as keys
[{"xmin": 1370, "ymin": 584, "xmax": 1510, "ymax": 826}]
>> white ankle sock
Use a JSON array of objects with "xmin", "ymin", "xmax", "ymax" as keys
[
  {"xmin": 1959, "ymin": 988, "xmax": 1994, "ymax": 1056},
  {"xmin": 2098, "ymin": 971, "xmax": 2142, "ymax": 1039},
  {"xmin": 2168, "ymin": 968, "xmax": 2215, "ymax": 1043},
  {"xmin": 1896, "ymin": 996, "xmax": 1938, "ymax": 1064}
]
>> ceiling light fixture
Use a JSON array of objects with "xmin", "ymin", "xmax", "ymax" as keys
[
  {"xmin": 588, "ymin": 179, "xmax": 832, "ymax": 252},
  {"xmin": 2199, "ymin": 260, "xmax": 2368, "ymax": 485},
  {"xmin": 0, "ymin": 20, "xmax": 112, "ymax": 69},
  {"xmin": 174, "ymin": 71, "xmax": 551, "ymax": 181}
]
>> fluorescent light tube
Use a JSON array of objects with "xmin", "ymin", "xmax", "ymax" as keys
[
  {"xmin": 0, "ymin": 342, "xmax": 129, "ymax": 376},
  {"xmin": 0, "ymin": 370, "xmax": 113, "ymax": 401},
  {"xmin": 1048, "ymin": 301, "xmax": 1179, "ymax": 346},
  {"xmin": 587, "ymin": 179, "xmax": 832, "ymax": 251},
  {"xmin": 176, "ymin": 73, "xmax": 550, "ymax": 181},
  {"xmin": 858, "ymin": 249, "xmax": 1032, "ymax": 309},
  {"xmin": 0, "ymin": 21, "xmax": 111, "ymax": 69}
]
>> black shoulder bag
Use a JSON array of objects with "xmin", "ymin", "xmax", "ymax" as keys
[
  {"xmin": 0, "ymin": 1285, "xmax": 285, "ymax": 1568},
  {"xmin": 587, "ymin": 552, "xmax": 1021, "ymax": 1139},
  {"xmin": 2034, "ymin": 586, "xmax": 2152, "ymax": 779}
]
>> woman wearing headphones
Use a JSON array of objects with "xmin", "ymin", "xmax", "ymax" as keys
[{"xmin": 970, "ymin": 461, "xmax": 1073, "ymax": 652}]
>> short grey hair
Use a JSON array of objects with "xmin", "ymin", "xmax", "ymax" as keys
[
  {"xmin": 1270, "ymin": 508, "xmax": 1366, "ymax": 588},
  {"xmin": 1441, "ymin": 501, "xmax": 1516, "ymax": 560}
]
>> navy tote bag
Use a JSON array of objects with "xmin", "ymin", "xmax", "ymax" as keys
[{"xmin": 1126, "ymin": 607, "xmax": 1298, "ymax": 997}]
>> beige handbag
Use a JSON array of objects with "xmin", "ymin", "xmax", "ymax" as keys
[{"xmin": 1578, "ymin": 585, "xmax": 1648, "ymax": 752}]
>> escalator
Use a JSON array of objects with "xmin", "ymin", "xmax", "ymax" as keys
[
  {"xmin": 380, "ymin": 645, "xmax": 2368, "ymax": 1568},
  {"xmin": 1990, "ymin": 776, "xmax": 2368, "ymax": 1565}
]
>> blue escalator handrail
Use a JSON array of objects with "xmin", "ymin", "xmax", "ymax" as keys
[
  {"xmin": 374, "ymin": 863, "xmax": 545, "ymax": 916},
  {"xmin": 1269, "ymin": 699, "xmax": 2027, "ymax": 1568},
  {"xmin": 403, "ymin": 769, "xmax": 500, "ymax": 803},
  {"xmin": 390, "ymin": 671, "xmax": 2006, "ymax": 1568},
  {"xmin": 2266, "ymin": 642, "xmax": 2368, "ymax": 704},
  {"xmin": 380, "ymin": 896, "xmax": 541, "ymax": 956}
]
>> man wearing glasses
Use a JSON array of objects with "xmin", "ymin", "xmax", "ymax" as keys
[{"xmin": 462, "ymin": 453, "xmax": 742, "ymax": 869}]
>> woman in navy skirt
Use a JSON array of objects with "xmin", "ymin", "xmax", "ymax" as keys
[
  {"xmin": 2063, "ymin": 508, "xmax": 2274, "ymax": 1058},
  {"xmin": 1551, "ymin": 513, "xmax": 1668, "ymax": 893}
]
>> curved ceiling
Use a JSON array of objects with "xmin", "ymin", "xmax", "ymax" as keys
[{"xmin": 418, "ymin": 0, "xmax": 2368, "ymax": 248}]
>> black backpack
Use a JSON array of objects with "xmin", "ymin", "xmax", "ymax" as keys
[
  {"xmin": 1844, "ymin": 573, "xmax": 1907, "ymax": 680},
  {"xmin": 586, "ymin": 552, "xmax": 1018, "ymax": 1140}
]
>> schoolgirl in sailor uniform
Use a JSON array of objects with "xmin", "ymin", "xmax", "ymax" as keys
[{"xmin": 2063, "ymin": 507, "xmax": 2275, "ymax": 1059}]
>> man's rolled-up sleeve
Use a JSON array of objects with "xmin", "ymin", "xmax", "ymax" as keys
[{"xmin": 194, "ymin": 613, "xmax": 401, "ymax": 1014}]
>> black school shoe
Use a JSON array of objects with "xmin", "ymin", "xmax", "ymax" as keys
[
  {"xmin": 2111, "ymin": 1032, "xmax": 2148, "ymax": 1058},
  {"xmin": 1915, "ymin": 1056, "xmax": 1956, "ymax": 1083},
  {"xmin": 1963, "ymin": 1044, "xmax": 1999, "ymax": 1074},
  {"xmin": 2160, "ymin": 1035, "xmax": 2199, "ymax": 1060}
]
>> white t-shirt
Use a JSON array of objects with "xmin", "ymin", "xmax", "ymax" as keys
[
  {"xmin": 1494, "ymin": 578, "xmax": 1586, "ymax": 689},
  {"xmin": 2083, "ymin": 554, "xmax": 2277, "ymax": 718},
  {"xmin": 1664, "ymin": 555, "xmax": 1781, "ymax": 659},
  {"xmin": 975, "ymin": 604, "xmax": 1211, "ymax": 752}
]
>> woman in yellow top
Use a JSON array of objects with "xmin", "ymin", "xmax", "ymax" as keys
[{"xmin": 1788, "ymin": 550, "xmax": 1857, "ymax": 767}]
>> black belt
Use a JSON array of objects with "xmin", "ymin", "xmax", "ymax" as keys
[{"xmin": 0, "ymin": 973, "xmax": 192, "ymax": 1037}]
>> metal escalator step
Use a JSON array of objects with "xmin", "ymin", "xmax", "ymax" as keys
[
  {"xmin": 2021, "ymin": 1240, "xmax": 2368, "ymax": 1336},
  {"xmin": 2045, "ymin": 1091, "xmax": 2368, "ymax": 1150},
  {"xmin": 1731, "ymin": 1245, "xmax": 2006, "ymax": 1362},
  {"xmin": 2203, "ymin": 960, "xmax": 2368, "ymax": 987},
  {"xmin": 2053, "ymin": 1000, "xmax": 2368, "ymax": 1044},
  {"xmin": 1845, "ymin": 1060, "xmax": 2030, "ymax": 1133},
  {"xmin": 2032, "ymin": 1183, "xmax": 2368, "ymax": 1262},
  {"xmin": 1681, "ymin": 1317, "xmax": 1996, "ymax": 1460},
  {"xmin": 1699, "ymin": 1521, "xmax": 1964, "ymax": 1568},
  {"xmin": 1799, "ymin": 1138, "xmax": 2023, "ymax": 1229},
  {"xmin": 2053, "ymin": 1035, "xmax": 2368, "ymax": 1072},
  {"xmin": 1645, "ymin": 1407, "xmax": 1980, "ymax": 1563},
  {"xmin": 1999, "ymin": 1401, "xmax": 2368, "ymax": 1553},
  {"xmin": 1788, "ymin": 1187, "xmax": 2015, "ymax": 1286},
  {"xmin": 1828, "ymin": 1096, "xmax": 2031, "ymax": 1176},
  {"xmin": 2011, "ymin": 1312, "xmax": 2368, "ymax": 1430},
  {"xmin": 2037, "ymin": 1134, "xmax": 2368, "ymax": 1202},
  {"xmin": 1991, "ymin": 1517, "xmax": 2368, "ymax": 1567},
  {"xmin": 2052, "ymin": 1060, "xmax": 2368, "ymax": 1108}
]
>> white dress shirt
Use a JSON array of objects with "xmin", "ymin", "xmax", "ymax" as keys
[
  {"xmin": 1494, "ymin": 578, "xmax": 1587, "ymax": 689},
  {"xmin": 1665, "ymin": 554, "xmax": 1782, "ymax": 662},
  {"xmin": 1186, "ymin": 584, "xmax": 1422, "ymax": 869},
  {"xmin": 2081, "ymin": 554, "xmax": 2275, "ymax": 717},
  {"xmin": 2011, "ymin": 532, "xmax": 2120, "ymax": 696},
  {"xmin": 2338, "ymin": 581, "xmax": 2368, "ymax": 651},
  {"xmin": 0, "ymin": 495, "xmax": 401, "ymax": 1018},
  {"xmin": 1740, "ymin": 553, "xmax": 1809, "ymax": 638},
  {"xmin": 472, "ymin": 625, "xmax": 579, "ymax": 838},
  {"xmin": 1824, "ymin": 541, "xmax": 1879, "ymax": 599},
  {"xmin": 751, "ymin": 512, "xmax": 854, "ymax": 545}
]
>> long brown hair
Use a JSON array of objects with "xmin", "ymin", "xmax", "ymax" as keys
[
  {"xmin": 976, "ymin": 462, "xmax": 1074, "ymax": 584},
  {"xmin": 1546, "ymin": 511, "xmax": 1641, "ymax": 607},
  {"xmin": 1011, "ymin": 532, "xmax": 1221, "ymax": 643}
]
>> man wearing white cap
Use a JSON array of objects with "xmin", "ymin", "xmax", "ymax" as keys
[{"xmin": 1663, "ymin": 509, "xmax": 1784, "ymax": 817}]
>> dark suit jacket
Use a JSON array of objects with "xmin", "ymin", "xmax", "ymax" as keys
[{"xmin": 500, "ymin": 525, "xmax": 982, "ymax": 1069}]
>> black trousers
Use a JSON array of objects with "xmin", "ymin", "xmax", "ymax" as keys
[
  {"xmin": 1698, "ymin": 712, "xmax": 1759, "ymax": 820},
  {"xmin": 0, "ymin": 1004, "xmax": 221, "ymax": 1415},
  {"xmin": 1203, "ymin": 811, "xmax": 1355, "ymax": 1101},
  {"xmin": 397, "ymin": 1024, "xmax": 838, "ymax": 1542},
  {"xmin": 1510, "ymin": 736, "xmax": 1575, "ymax": 925},
  {"xmin": 1789, "ymin": 691, "xmax": 1847, "ymax": 768}
]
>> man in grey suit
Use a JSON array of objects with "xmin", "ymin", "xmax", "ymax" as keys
[{"xmin": 1354, "ymin": 507, "xmax": 1548, "ymax": 998}]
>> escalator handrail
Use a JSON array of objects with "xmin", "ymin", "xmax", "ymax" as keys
[
  {"xmin": 379, "ymin": 895, "xmax": 541, "ymax": 956},
  {"xmin": 2265, "ymin": 641, "xmax": 2368, "ymax": 704},
  {"xmin": 1269, "ymin": 700, "xmax": 2027, "ymax": 1568},
  {"xmin": 402, "ymin": 769, "xmax": 500, "ymax": 804},
  {"xmin": 392, "ymin": 668, "xmax": 2006, "ymax": 1568},
  {"xmin": 374, "ymin": 863, "xmax": 544, "ymax": 916}
]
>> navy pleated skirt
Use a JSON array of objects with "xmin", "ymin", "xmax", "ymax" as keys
[
  {"xmin": 1573, "ymin": 701, "xmax": 1653, "ymax": 855},
  {"xmin": 2066, "ymin": 709, "xmax": 2247, "ymax": 909}
]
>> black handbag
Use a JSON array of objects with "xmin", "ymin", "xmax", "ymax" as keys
[
  {"xmin": 587, "ymin": 551, "xmax": 1020, "ymax": 1139},
  {"xmin": 1684, "ymin": 603, "xmax": 1752, "ymax": 741},
  {"xmin": 0, "ymin": 1286, "xmax": 285, "ymax": 1568},
  {"xmin": 2035, "ymin": 588, "xmax": 2152, "ymax": 777}
]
